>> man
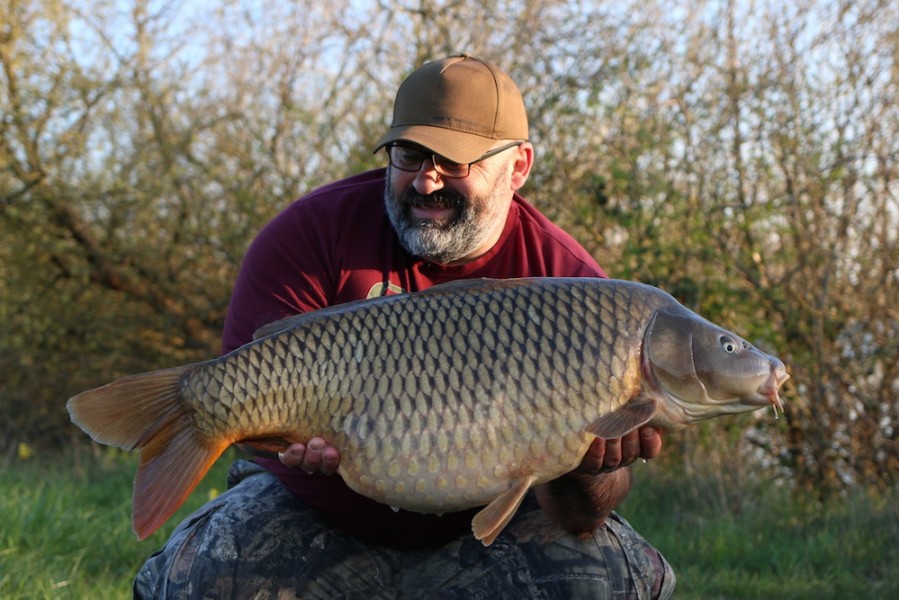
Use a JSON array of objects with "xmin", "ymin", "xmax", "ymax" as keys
[{"xmin": 135, "ymin": 54, "xmax": 675, "ymax": 599}]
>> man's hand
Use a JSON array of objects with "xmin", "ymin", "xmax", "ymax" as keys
[
  {"xmin": 576, "ymin": 426, "xmax": 663, "ymax": 474},
  {"xmin": 278, "ymin": 437, "xmax": 340, "ymax": 475},
  {"xmin": 534, "ymin": 426, "xmax": 663, "ymax": 537}
]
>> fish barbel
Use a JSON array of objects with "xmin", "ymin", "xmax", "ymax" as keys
[{"xmin": 67, "ymin": 277, "xmax": 789, "ymax": 544}]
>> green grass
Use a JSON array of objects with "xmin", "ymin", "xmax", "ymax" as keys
[
  {"xmin": 620, "ymin": 460, "xmax": 899, "ymax": 599},
  {"xmin": 1, "ymin": 449, "xmax": 896, "ymax": 599},
  {"xmin": 0, "ymin": 448, "xmax": 234, "ymax": 599}
]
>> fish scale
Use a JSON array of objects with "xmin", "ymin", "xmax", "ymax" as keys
[
  {"xmin": 180, "ymin": 279, "xmax": 652, "ymax": 514},
  {"xmin": 67, "ymin": 277, "xmax": 789, "ymax": 544}
]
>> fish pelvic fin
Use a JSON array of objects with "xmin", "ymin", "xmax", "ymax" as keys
[
  {"xmin": 472, "ymin": 475, "xmax": 537, "ymax": 546},
  {"xmin": 585, "ymin": 397, "xmax": 658, "ymax": 439},
  {"xmin": 66, "ymin": 366, "xmax": 227, "ymax": 540}
]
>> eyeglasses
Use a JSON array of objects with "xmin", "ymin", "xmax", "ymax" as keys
[{"xmin": 386, "ymin": 141, "xmax": 522, "ymax": 178}]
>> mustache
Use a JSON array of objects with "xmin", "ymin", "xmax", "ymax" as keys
[{"xmin": 401, "ymin": 189, "xmax": 466, "ymax": 210}]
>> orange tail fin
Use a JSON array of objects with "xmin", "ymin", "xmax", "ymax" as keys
[{"xmin": 67, "ymin": 366, "xmax": 229, "ymax": 540}]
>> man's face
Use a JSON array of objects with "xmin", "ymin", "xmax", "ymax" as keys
[{"xmin": 384, "ymin": 152, "xmax": 514, "ymax": 265}]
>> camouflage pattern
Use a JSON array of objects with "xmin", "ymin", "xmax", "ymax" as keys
[{"xmin": 133, "ymin": 460, "xmax": 675, "ymax": 599}]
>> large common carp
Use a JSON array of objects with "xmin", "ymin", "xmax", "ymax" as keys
[{"xmin": 68, "ymin": 277, "xmax": 788, "ymax": 545}]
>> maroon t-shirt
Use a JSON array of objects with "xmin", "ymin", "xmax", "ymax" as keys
[{"xmin": 221, "ymin": 168, "xmax": 606, "ymax": 548}]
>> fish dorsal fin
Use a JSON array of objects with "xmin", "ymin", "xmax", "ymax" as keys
[
  {"xmin": 414, "ymin": 277, "xmax": 563, "ymax": 298},
  {"xmin": 471, "ymin": 475, "xmax": 537, "ymax": 546},
  {"xmin": 586, "ymin": 398, "xmax": 658, "ymax": 439},
  {"xmin": 252, "ymin": 314, "xmax": 308, "ymax": 340},
  {"xmin": 251, "ymin": 278, "xmax": 539, "ymax": 340},
  {"xmin": 251, "ymin": 294, "xmax": 400, "ymax": 340},
  {"xmin": 415, "ymin": 277, "xmax": 509, "ymax": 294}
]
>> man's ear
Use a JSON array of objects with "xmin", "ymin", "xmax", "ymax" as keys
[{"xmin": 510, "ymin": 142, "xmax": 534, "ymax": 191}]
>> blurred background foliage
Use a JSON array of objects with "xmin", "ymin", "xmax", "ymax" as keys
[{"xmin": 1, "ymin": 0, "xmax": 897, "ymax": 496}]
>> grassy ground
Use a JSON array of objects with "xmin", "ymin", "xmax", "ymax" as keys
[
  {"xmin": 1, "ymin": 449, "xmax": 896, "ymax": 599},
  {"xmin": 621, "ymin": 460, "xmax": 899, "ymax": 599},
  {"xmin": 0, "ymin": 447, "xmax": 235, "ymax": 599}
]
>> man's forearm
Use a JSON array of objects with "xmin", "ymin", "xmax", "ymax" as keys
[{"xmin": 534, "ymin": 467, "xmax": 633, "ymax": 538}]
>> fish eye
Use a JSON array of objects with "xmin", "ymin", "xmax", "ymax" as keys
[{"xmin": 720, "ymin": 335, "xmax": 739, "ymax": 353}]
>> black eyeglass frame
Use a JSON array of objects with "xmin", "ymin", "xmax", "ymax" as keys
[{"xmin": 385, "ymin": 141, "xmax": 524, "ymax": 178}]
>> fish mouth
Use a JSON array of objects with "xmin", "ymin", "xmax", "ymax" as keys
[{"xmin": 750, "ymin": 362, "xmax": 790, "ymax": 415}]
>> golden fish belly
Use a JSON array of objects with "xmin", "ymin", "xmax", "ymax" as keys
[{"xmin": 334, "ymin": 409, "xmax": 598, "ymax": 513}]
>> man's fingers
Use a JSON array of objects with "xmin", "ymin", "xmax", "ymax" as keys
[
  {"xmin": 319, "ymin": 446, "xmax": 340, "ymax": 475},
  {"xmin": 619, "ymin": 429, "xmax": 642, "ymax": 465},
  {"xmin": 278, "ymin": 443, "xmax": 307, "ymax": 468},
  {"xmin": 577, "ymin": 438, "xmax": 606, "ymax": 474},
  {"xmin": 601, "ymin": 436, "xmax": 623, "ymax": 470},
  {"xmin": 300, "ymin": 437, "xmax": 326, "ymax": 473},
  {"xmin": 278, "ymin": 438, "xmax": 341, "ymax": 474},
  {"xmin": 576, "ymin": 426, "xmax": 664, "ymax": 475},
  {"xmin": 638, "ymin": 426, "xmax": 663, "ymax": 460}
]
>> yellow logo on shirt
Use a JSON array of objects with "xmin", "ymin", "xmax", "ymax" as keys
[{"xmin": 366, "ymin": 281, "xmax": 406, "ymax": 299}]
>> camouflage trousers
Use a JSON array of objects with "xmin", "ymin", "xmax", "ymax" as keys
[{"xmin": 133, "ymin": 460, "xmax": 675, "ymax": 599}]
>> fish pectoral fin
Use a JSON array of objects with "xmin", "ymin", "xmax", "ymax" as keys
[
  {"xmin": 471, "ymin": 475, "xmax": 536, "ymax": 546},
  {"xmin": 586, "ymin": 398, "xmax": 658, "ymax": 439}
]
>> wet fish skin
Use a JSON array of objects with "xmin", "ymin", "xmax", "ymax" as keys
[{"xmin": 67, "ymin": 277, "xmax": 788, "ymax": 545}]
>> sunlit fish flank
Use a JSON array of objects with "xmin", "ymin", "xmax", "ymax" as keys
[{"xmin": 67, "ymin": 277, "xmax": 789, "ymax": 545}]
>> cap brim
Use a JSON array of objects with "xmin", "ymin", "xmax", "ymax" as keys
[{"xmin": 373, "ymin": 125, "xmax": 499, "ymax": 165}]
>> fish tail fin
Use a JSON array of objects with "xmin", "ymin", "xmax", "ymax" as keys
[
  {"xmin": 67, "ymin": 366, "xmax": 189, "ymax": 449},
  {"xmin": 132, "ymin": 412, "xmax": 227, "ymax": 540},
  {"xmin": 67, "ymin": 366, "xmax": 228, "ymax": 540}
]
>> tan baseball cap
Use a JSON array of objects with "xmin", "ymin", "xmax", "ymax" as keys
[{"xmin": 373, "ymin": 55, "xmax": 529, "ymax": 164}]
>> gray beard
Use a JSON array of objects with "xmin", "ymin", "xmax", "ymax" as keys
[{"xmin": 384, "ymin": 181, "xmax": 497, "ymax": 265}]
